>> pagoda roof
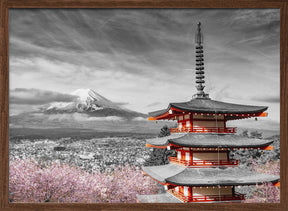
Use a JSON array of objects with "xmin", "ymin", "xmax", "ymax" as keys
[
  {"xmin": 146, "ymin": 133, "xmax": 273, "ymax": 148},
  {"xmin": 149, "ymin": 98, "xmax": 267, "ymax": 117},
  {"xmin": 143, "ymin": 164, "xmax": 279, "ymax": 186},
  {"xmin": 137, "ymin": 193, "xmax": 182, "ymax": 203}
]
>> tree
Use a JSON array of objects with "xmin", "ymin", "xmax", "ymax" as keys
[
  {"xmin": 9, "ymin": 159, "xmax": 159, "ymax": 203},
  {"xmin": 144, "ymin": 125, "xmax": 174, "ymax": 166},
  {"xmin": 159, "ymin": 125, "xmax": 171, "ymax": 137},
  {"xmin": 241, "ymin": 130, "xmax": 249, "ymax": 137},
  {"xmin": 250, "ymin": 131, "xmax": 262, "ymax": 139},
  {"xmin": 245, "ymin": 161, "xmax": 280, "ymax": 203}
]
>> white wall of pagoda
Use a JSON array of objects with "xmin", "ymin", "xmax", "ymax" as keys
[
  {"xmin": 193, "ymin": 187, "xmax": 233, "ymax": 196},
  {"xmin": 176, "ymin": 113, "xmax": 227, "ymax": 131},
  {"xmin": 193, "ymin": 120, "xmax": 224, "ymax": 128},
  {"xmin": 176, "ymin": 149, "xmax": 229, "ymax": 162},
  {"xmin": 171, "ymin": 186, "xmax": 234, "ymax": 198},
  {"xmin": 173, "ymin": 186, "xmax": 192, "ymax": 197},
  {"xmin": 193, "ymin": 152, "xmax": 228, "ymax": 161},
  {"xmin": 176, "ymin": 148, "xmax": 191, "ymax": 160}
]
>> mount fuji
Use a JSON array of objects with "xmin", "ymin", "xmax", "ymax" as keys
[
  {"xmin": 9, "ymin": 88, "xmax": 168, "ymax": 133},
  {"xmin": 43, "ymin": 88, "xmax": 147, "ymax": 119}
]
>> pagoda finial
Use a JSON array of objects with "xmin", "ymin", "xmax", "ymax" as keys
[
  {"xmin": 194, "ymin": 22, "xmax": 209, "ymax": 99},
  {"xmin": 195, "ymin": 22, "xmax": 203, "ymax": 45}
]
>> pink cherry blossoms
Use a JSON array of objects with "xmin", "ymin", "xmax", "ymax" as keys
[{"xmin": 9, "ymin": 158, "xmax": 159, "ymax": 203}]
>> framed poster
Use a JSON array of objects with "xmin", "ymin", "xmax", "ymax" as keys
[{"xmin": 0, "ymin": 0, "xmax": 287, "ymax": 211}]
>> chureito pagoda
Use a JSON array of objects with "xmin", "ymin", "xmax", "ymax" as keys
[{"xmin": 137, "ymin": 22, "xmax": 280, "ymax": 203}]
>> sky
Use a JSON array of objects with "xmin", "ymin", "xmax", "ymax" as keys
[{"xmin": 9, "ymin": 9, "xmax": 280, "ymax": 129}]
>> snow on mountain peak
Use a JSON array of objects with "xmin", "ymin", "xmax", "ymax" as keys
[
  {"xmin": 71, "ymin": 88, "xmax": 118, "ymax": 110},
  {"xmin": 71, "ymin": 88, "xmax": 93, "ymax": 101},
  {"xmin": 71, "ymin": 88, "xmax": 111, "ymax": 103}
]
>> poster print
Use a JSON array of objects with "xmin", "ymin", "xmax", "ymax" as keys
[{"xmin": 9, "ymin": 9, "xmax": 280, "ymax": 203}]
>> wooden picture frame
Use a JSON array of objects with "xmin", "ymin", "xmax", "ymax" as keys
[{"xmin": 1, "ymin": 0, "xmax": 287, "ymax": 210}]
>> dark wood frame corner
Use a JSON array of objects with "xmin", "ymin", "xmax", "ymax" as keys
[{"xmin": 1, "ymin": 0, "xmax": 287, "ymax": 210}]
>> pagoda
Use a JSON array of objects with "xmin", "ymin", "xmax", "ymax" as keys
[{"xmin": 137, "ymin": 22, "xmax": 280, "ymax": 203}]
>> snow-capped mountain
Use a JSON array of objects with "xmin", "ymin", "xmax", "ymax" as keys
[
  {"xmin": 44, "ymin": 88, "xmax": 146, "ymax": 119},
  {"xmin": 72, "ymin": 88, "xmax": 121, "ymax": 110}
]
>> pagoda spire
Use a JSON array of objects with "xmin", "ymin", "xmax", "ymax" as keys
[{"xmin": 194, "ymin": 22, "xmax": 209, "ymax": 99}]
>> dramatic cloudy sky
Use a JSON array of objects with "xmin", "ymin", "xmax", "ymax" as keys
[{"xmin": 9, "ymin": 9, "xmax": 280, "ymax": 129}]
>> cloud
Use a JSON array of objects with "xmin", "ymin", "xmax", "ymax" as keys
[
  {"xmin": 230, "ymin": 9, "xmax": 279, "ymax": 29},
  {"xmin": 45, "ymin": 113, "xmax": 125, "ymax": 122},
  {"xmin": 146, "ymin": 102, "xmax": 162, "ymax": 107},
  {"xmin": 88, "ymin": 116, "xmax": 125, "ymax": 121},
  {"xmin": 9, "ymin": 9, "xmax": 280, "ymax": 124},
  {"xmin": 10, "ymin": 88, "xmax": 78, "ymax": 105},
  {"xmin": 231, "ymin": 118, "xmax": 280, "ymax": 132},
  {"xmin": 113, "ymin": 102, "xmax": 129, "ymax": 106},
  {"xmin": 254, "ymin": 96, "xmax": 280, "ymax": 103},
  {"xmin": 132, "ymin": 117, "xmax": 148, "ymax": 121}
]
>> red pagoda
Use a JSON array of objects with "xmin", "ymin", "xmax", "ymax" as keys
[{"xmin": 137, "ymin": 22, "xmax": 280, "ymax": 203}]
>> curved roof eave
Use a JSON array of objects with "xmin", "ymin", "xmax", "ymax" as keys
[
  {"xmin": 166, "ymin": 168, "xmax": 279, "ymax": 186},
  {"xmin": 143, "ymin": 164, "xmax": 280, "ymax": 187},
  {"xmin": 166, "ymin": 178, "xmax": 280, "ymax": 187},
  {"xmin": 137, "ymin": 193, "xmax": 182, "ymax": 203},
  {"xmin": 148, "ymin": 105, "xmax": 172, "ymax": 117},
  {"xmin": 146, "ymin": 134, "xmax": 274, "ymax": 148},
  {"xmin": 170, "ymin": 104, "xmax": 267, "ymax": 114},
  {"xmin": 146, "ymin": 133, "xmax": 185, "ymax": 146},
  {"xmin": 169, "ymin": 139, "xmax": 274, "ymax": 148},
  {"xmin": 148, "ymin": 99, "xmax": 268, "ymax": 117}
]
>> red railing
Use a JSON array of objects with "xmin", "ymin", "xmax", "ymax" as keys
[
  {"xmin": 168, "ymin": 189, "xmax": 245, "ymax": 203},
  {"xmin": 169, "ymin": 127, "xmax": 236, "ymax": 134},
  {"xmin": 192, "ymin": 193, "xmax": 245, "ymax": 202},
  {"xmin": 168, "ymin": 157, "xmax": 239, "ymax": 167}
]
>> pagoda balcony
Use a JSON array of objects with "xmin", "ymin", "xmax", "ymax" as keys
[
  {"xmin": 169, "ymin": 127, "xmax": 236, "ymax": 134},
  {"xmin": 167, "ymin": 189, "xmax": 245, "ymax": 203},
  {"xmin": 168, "ymin": 157, "xmax": 239, "ymax": 167}
]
